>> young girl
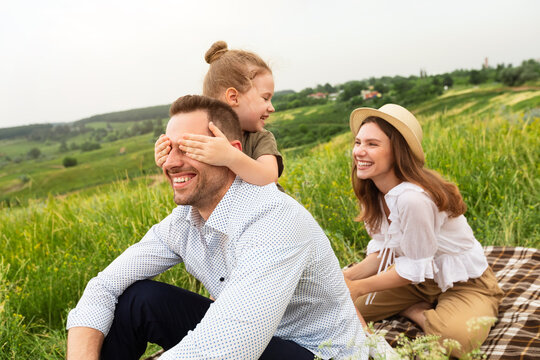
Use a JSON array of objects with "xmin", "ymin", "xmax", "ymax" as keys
[
  {"xmin": 155, "ymin": 41, "xmax": 283, "ymax": 188},
  {"xmin": 343, "ymin": 104, "xmax": 503, "ymax": 357}
]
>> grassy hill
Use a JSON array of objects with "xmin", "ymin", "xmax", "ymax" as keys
[
  {"xmin": 0, "ymin": 85, "xmax": 538, "ymax": 358},
  {"xmin": 2, "ymin": 84, "xmax": 538, "ymax": 206}
]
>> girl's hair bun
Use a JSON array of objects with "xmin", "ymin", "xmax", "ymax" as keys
[{"xmin": 205, "ymin": 41, "xmax": 228, "ymax": 64}]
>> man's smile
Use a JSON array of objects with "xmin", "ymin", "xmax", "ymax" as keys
[{"xmin": 169, "ymin": 172, "xmax": 197, "ymax": 189}]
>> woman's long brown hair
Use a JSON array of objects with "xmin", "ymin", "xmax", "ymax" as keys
[{"xmin": 352, "ymin": 117, "xmax": 467, "ymax": 233}]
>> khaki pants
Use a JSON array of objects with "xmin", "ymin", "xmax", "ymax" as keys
[{"xmin": 355, "ymin": 267, "xmax": 503, "ymax": 357}]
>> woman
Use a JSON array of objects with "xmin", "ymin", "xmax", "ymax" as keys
[{"xmin": 343, "ymin": 104, "xmax": 503, "ymax": 357}]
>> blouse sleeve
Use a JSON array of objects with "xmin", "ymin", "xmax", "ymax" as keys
[
  {"xmin": 393, "ymin": 190, "xmax": 441, "ymax": 283},
  {"xmin": 366, "ymin": 234, "xmax": 385, "ymax": 255}
]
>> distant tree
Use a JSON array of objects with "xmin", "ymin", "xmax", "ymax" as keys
[
  {"xmin": 105, "ymin": 133, "xmax": 118, "ymax": 142},
  {"xmin": 500, "ymin": 66, "xmax": 520, "ymax": 86},
  {"xmin": 519, "ymin": 67, "xmax": 540, "ymax": 83},
  {"xmin": 349, "ymin": 95, "xmax": 364, "ymax": 106},
  {"xmin": 432, "ymin": 76, "xmax": 442, "ymax": 87},
  {"xmin": 323, "ymin": 83, "xmax": 336, "ymax": 93},
  {"xmin": 92, "ymin": 128, "xmax": 108, "ymax": 141},
  {"xmin": 154, "ymin": 118, "xmax": 164, "ymax": 132},
  {"xmin": 70, "ymin": 142, "xmax": 80, "ymax": 150},
  {"xmin": 130, "ymin": 123, "xmax": 141, "ymax": 136},
  {"xmin": 442, "ymin": 74, "xmax": 454, "ymax": 88},
  {"xmin": 299, "ymin": 87, "xmax": 314, "ymax": 97},
  {"xmin": 338, "ymin": 81, "xmax": 366, "ymax": 102},
  {"xmin": 140, "ymin": 120, "xmax": 154, "ymax": 134},
  {"xmin": 59, "ymin": 140, "xmax": 68, "ymax": 152},
  {"xmin": 392, "ymin": 77, "xmax": 414, "ymax": 94},
  {"xmin": 495, "ymin": 63, "xmax": 507, "ymax": 82},
  {"xmin": 62, "ymin": 157, "xmax": 78, "ymax": 167},
  {"xmin": 27, "ymin": 147, "xmax": 41, "ymax": 159},
  {"xmin": 153, "ymin": 127, "xmax": 163, "ymax": 138},
  {"xmin": 517, "ymin": 59, "xmax": 540, "ymax": 84},
  {"xmin": 469, "ymin": 70, "xmax": 488, "ymax": 85},
  {"xmin": 80, "ymin": 141, "xmax": 101, "ymax": 152},
  {"xmin": 373, "ymin": 81, "xmax": 389, "ymax": 93}
]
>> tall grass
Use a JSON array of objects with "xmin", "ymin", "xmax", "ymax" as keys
[
  {"xmin": 0, "ymin": 102, "xmax": 538, "ymax": 358},
  {"xmin": 0, "ymin": 178, "xmax": 206, "ymax": 358},
  {"xmin": 281, "ymin": 110, "xmax": 539, "ymax": 261}
]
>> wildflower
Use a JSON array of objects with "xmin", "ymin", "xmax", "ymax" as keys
[{"xmin": 466, "ymin": 316, "xmax": 497, "ymax": 333}]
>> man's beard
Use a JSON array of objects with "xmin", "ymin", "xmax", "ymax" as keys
[{"xmin": 172, "ymin": 166, "xmax": 230, "ymax": 210}]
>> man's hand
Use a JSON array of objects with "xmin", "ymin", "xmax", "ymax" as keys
[
  {"xmin": 67, "ymin": 327, "xmax": 104, "ymax": 360},
  {"xmin": 178, "ymin": 122, "xmax": 238, "ymax": 167}
]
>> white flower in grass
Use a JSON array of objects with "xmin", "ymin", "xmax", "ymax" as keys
[{"xmin": 466, "ymin": 316, "xmax": 497, "ymax": 333}]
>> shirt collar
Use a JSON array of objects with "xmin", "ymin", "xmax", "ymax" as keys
[{"xmin": 181, "ymin": 176, "xmax": 244, "ymax": 235}]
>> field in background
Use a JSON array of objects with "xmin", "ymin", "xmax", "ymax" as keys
[{"xmin": 0, "ymin": 86, "xmax": 538, "ymax": 358}]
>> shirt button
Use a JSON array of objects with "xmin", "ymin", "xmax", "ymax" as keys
[{"xmin": 219, "ymin": 277, "xmax": 225, "ymax": 282}]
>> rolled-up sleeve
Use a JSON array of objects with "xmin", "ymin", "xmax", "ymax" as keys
[
  {"xmin": 394, "ymin": 192, "xmax": 439, "ymax": 283},
  {"xmin": 66, "ymin": 214, "xmax": 183, "ymax": 335}
]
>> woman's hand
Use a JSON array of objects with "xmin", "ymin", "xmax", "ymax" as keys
[
  {"xmin": 155, "ymin": 134, "xmax": 171, "ymax": 168},
  {"xmin": 344, "ymin": 277, "xmax": 369, "ymax": 301},
  {"xmin": 178, "ymin": 122, "xmax": 238, "ymax": 167}
]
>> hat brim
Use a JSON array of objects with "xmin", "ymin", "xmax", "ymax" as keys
[{"xmin": 350, "ymin": 107, "xmax": 425, "ymax": 163}]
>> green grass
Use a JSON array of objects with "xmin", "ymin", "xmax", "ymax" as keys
[
  {"xmin": 0, "ymin": 133, "xmax": 161, "ymax": 205},
  {"xmin": 0, "ymin": 86, "xmax": 539, "ymax": 358},
  {"xmin": 0, "ymin": 138, "xmax": 62, "ymax": 159}
]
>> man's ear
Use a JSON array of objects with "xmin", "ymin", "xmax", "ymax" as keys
[
  {"xmin": 230, "ymin": 140, "xmax": 242, "ymax": 152},
  {"xmin": 224, "ymin": 87, "xmax": 240, "ymax": 107}
]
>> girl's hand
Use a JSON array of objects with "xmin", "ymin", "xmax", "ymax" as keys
[
  {"xmin": 179, "ymin": 122, "xmax": 237, "ymax": 167},
  {"xmin": 155, "ymin": 134, "xmax": 171, "ymax": 168}
]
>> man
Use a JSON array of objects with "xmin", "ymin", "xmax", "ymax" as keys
[{"xmin": 66, "ymin": 95, "xmax": 368, "ymax": 359}]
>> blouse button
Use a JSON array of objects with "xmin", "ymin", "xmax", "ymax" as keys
[{"xmin": 219, "ymin": 277, "xmax": 225, "ymax": 282}]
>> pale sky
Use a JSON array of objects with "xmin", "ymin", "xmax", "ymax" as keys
[{"xmin": 1, "ymin": 0, "xmax": 539, "ymax": 129}]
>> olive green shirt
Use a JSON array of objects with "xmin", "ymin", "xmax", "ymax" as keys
[{"xmin": 241, "ymin": 129, "xmax": 284, "ymax": 191}]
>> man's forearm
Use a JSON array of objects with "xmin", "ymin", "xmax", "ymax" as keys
[{"xmin": 67, "ymin": 327, "xmax": 104, "ymax": 360}]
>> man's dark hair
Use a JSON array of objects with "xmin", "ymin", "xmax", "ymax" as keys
[{"xmin": 169, "ymin": 95, "xmax": 242, "ymax": 141}]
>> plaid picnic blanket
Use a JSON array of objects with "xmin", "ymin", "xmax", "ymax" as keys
[{"xmin": 373, "ymin": 246, "xmax": 540, "ymax": 359}]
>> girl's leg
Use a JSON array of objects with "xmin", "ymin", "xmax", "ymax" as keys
[
  {"xmin": 398, "ymin": 301, "xmax": 433, "ymax": 330},
  {"xmin": 355, "ymin": 282, "xmax": 437, "ymax": 322},
  {"xmin": 423, "ymin": 269, "xmax": 502, "ymax": 358}
]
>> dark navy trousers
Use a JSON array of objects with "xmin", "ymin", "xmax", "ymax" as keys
[{"xmin": 100, "ymin": 280, "xmax": 315, "ymax": 359}]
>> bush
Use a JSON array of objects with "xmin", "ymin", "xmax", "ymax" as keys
[
  {"xmin": 62, "ymin": 157, "xmax": 78, "ymax": 168},
  {"xmin": 27, "ymin": 147, "xmax": 41, "ymax": 159},
  {"xmin": 19, "ymin": 174, "xmax": 30, "ymax": 183},
  {"xmin": 80, "ymin": 141, "xmax": 101, "ymax": 152}
]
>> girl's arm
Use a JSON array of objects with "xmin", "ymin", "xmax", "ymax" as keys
[
  {"xmin": 345, "ymin": 267, "xmax": 411, "ymax": 302},
  {"xmin": 226, "ymin": 153, "xmax": 278, "ymax": 185},
  {"xmin": 179, "ymin": 122, "xmax": 279, "ymax": 185}
]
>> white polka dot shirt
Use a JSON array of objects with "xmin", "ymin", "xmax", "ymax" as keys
[{"xmin": 67, "ymin": 178, "xmax": 368, "ymax": 359}]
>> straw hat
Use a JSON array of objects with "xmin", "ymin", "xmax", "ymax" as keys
[{"xmin": 350, "ymin": 104, "xmax": 424, "ymax": 162}]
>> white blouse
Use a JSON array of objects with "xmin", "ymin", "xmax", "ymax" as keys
[{"xmin": 365, "ymin": 182, "xmax": 488, "ymax": 302}]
